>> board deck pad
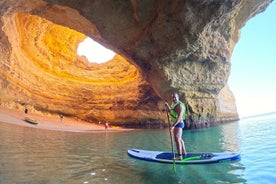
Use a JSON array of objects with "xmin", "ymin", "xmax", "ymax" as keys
[
  {"xmin": 128, "ymin": 149, "xmax": 240, "ymax": 164},
  {"xmin": 156, "ymin": 152, "xmax": 213, "ymax": 160}
]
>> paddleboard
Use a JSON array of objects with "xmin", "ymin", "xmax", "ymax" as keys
[
  {"xmin": 128, "ymin": 149, "xmax": 240, "ymax": 164},
  {"xmin": 24, "ymin": 117, "xmax": 39, "ymax": 125}
]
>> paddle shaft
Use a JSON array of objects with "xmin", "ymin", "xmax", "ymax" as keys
[{"xmin": 165, "ymin": 105, "xmax": 175, "ymax": 159}]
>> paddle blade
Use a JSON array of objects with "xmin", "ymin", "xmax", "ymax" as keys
[{"xmin": 172, "ymin": 160, "xmax": 176, "ymax": 173}]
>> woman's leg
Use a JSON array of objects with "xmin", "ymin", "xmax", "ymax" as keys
[
  {"xmin": 181, "ymin": 139, "xmax": 187, "ymax": 155},
  {"xmin": 174, "ymin": 127, "xmax": 183, "ymax": 156},
  {"xmin": 174, "ymin": 128, "xmax": 187, "ymax": 156}
]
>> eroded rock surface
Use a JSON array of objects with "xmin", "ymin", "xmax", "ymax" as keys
[{"xmin": 0, "ymin": 0, "xmax": 272, "ymax": 128}]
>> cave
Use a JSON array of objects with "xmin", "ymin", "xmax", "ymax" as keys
[{"xmin": 0, "ymin": 0, "xmax": 273, "ymax": 128}]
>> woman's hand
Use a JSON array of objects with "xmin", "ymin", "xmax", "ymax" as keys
[
  {"xmin": 170, "ymin": 125, "xmax": 174, "ymax": 131},
  {"xmin": 165, "ymin": 102, "xmax": 170, "ymax": 112}
]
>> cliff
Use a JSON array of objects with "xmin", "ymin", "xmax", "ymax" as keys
[{"xmin": 0, "ymin": 0, "xmax": 272, "ymax": 128}]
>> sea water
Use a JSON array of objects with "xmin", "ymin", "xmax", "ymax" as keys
[{"xmin": 0, "ymin": 112, "xmax": 275, "ymax": 184}]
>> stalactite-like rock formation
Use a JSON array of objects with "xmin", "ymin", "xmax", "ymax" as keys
[{"xmin": 0, "ymin": 0, "xmax": 272, "ymax": 128}]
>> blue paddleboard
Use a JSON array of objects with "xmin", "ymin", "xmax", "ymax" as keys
[{"xmin": 128, "ymin": 149, "xmax": 240, "ymax": 164}]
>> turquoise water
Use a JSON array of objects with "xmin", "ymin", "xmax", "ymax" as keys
[{"xmin": 0, "ymin": 113, "xmax": 275, "ymax": 184}]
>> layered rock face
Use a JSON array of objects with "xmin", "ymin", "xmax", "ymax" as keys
[{"xmin": 0, "ymin": 0, "xmax": 272, "ymax": 128}]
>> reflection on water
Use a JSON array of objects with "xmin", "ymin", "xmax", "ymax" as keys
[{"xmin": 0, "ymin": 113, "xmax": 275, "ymax": 183}]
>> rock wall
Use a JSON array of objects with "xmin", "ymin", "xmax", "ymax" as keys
[{"xmin": 0, "ymin": 0, "xmax": 272, "ymax": 128}]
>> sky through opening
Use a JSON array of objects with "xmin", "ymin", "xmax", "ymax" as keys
[
  {"xmin": 228, "ymin": 1, "xmax": 276, "ymax": 117},
  {"xmin": 77, "ymin": 37, "xmax": 115, "ymax": 64}
]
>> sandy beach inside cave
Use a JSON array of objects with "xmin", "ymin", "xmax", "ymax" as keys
[{"xmin": 0, "ymin": 107, "xmax": 130, "ymax": 133}]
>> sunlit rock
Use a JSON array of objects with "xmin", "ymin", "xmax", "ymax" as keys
[{"xmin": 0, "ymin": 0, "xmax": 272, "ymax": 128}]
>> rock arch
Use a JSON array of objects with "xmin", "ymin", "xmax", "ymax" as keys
[{"xmin": 0, "ymin": 0, "xmax": 272, "ymax": 128}]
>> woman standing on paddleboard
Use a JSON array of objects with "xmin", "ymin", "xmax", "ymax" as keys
[{"xmin": 165, "ymin": 92, "xmax": 187, "ymax": 160}]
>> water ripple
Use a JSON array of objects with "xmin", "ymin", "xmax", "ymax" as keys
[{"xmin": 1, "ymin": 113, "xmax": 276, "ymax": 183}]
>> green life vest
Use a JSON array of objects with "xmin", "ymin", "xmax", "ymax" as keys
[{"xmin": 169, "ymin": 101, "xmax": 186, "ymax": 122}]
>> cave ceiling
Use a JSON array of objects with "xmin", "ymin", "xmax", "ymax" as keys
[{"xmin": 0, "ymin": 0, "xmax": 273, "ymax": 128}]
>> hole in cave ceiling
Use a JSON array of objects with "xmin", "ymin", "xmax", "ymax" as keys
[{"xmin": 77, "ymin": 37, "xmax": 115, "ymax": 64}]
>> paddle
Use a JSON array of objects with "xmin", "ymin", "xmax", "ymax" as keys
[{"xmin": 165, "ymin": 103, "xmax": 176, "ymax": 172}]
